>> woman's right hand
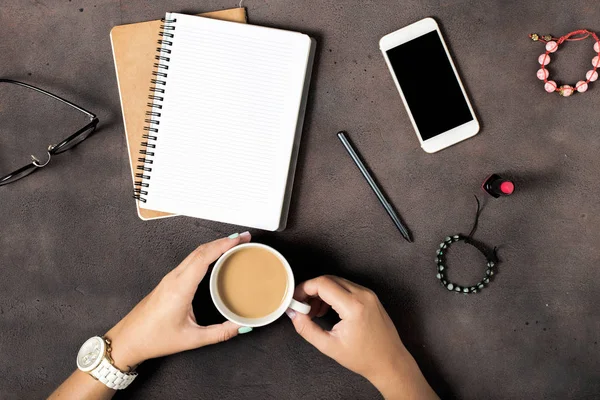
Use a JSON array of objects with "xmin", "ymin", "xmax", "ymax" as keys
[{"xmin": 287, "ymin": 276, "xmax": 438, "ymax": 400}]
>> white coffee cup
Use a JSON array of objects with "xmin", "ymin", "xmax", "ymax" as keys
[{"xmin": 210, "ymin": 243, "xmax": 311, "ymax": 328}]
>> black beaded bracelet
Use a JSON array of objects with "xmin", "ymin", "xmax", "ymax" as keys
[
  {"xmin": 435, "ymin": 197, "xmax": 499, "ymax": 294},
  {"xmin": 436, "ymin": 235, "xmax": 496, "ymax": 294}
]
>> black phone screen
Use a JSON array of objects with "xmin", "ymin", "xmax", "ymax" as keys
[{"xmin": 386, "ymin": 30, "xmax": 473, "ymax": 141}]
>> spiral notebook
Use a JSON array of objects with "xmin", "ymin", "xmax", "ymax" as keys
[
  {"xmin": 134, "ymin": 12, "xmax": 315, "ymax": 231},
  {"xmin": 110, "ymin": 8, "xmax": 248, "ymax": 220}
]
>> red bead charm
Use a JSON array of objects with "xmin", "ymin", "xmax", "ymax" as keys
[
  {"xmin": 546, "ymin": 41, "xmax": 558, "ymax": 52},
  {"xmin": 576, "ymin": 81, "xmax": 588, "ymax": 93},
  {"xmin": 538, "ymin": 54, "xmax": 551, "ymax": 65},
  {"xmin": 544, "ymin": 80, "xmax": 557, "ymax": 92},
  {"xmin": 560, "ymin": 85, "xmax": 573, "ymax": 97}
]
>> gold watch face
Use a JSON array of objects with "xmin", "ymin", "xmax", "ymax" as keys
[{"xmin": 76, "ymin": 336, "xmax": 105, "ymax": 372}]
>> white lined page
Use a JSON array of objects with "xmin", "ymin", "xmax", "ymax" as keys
[{"xmin": 142, "ymin": 13, "xmax": 312, "ymax": 230}]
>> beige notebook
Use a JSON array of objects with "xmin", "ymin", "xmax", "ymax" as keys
[
  {"xmin": 136, "ymin": 13, "xmax": 315, "ymax": 231},
  {"xmin": 110, "ymin": 8, "xmax": 247, "ymax": 220}
]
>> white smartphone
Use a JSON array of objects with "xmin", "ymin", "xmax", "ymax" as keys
[{"xmin": 380, "ymin": 17, "xmax": 479, "ymax": 153}]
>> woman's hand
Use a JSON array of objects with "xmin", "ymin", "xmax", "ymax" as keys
[
  {"xmin": 50, "ymin": 233, "xmax": 252, "ymax": 399},
  {"xmin": 287, "ymin": 276, "xmax": 438, "ymax": 400},
  {"xmin": 106, "ymin": 232, "xmax": 251, "ymax": 370}
]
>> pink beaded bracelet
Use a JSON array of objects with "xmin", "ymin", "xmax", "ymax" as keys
[{"xmin": 530, "ymin": 30, "xmax": 600, "ymax": 96}]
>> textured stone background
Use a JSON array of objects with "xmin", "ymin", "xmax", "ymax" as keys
[{"xmin": 1, "ymin": 0, "xmax": 600, "ymax": 399}]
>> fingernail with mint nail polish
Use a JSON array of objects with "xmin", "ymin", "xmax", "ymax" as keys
[
  {"xmin": 285, "ymin": 309, "xmax": 296, "ymax": 320},
  {"xmin": 238, "ymin": 327, "xmax": 253, "ymax": 334},
  {"xmin": 228, "ymin": 233, "xmax": 239, "ymax": 239}
]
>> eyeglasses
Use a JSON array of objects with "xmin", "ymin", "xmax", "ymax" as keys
[{"xmin": 0, "ymin": 79, "xmax": 99, "ymax": 186}]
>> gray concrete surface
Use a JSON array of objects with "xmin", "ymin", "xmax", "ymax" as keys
[{"xmin": 1, "ymin": 0, "xmax": 600, "ymax": 399}]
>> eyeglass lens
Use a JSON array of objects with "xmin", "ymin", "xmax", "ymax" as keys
[
  {"xmin": 51, "ymin": 122, "xmax": 97, "ymax": 155},
  {"xmin": 0, "ymin": 163, "xmax": 37, "ymax": 186}
]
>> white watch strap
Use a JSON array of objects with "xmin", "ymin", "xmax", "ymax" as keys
[{"xmin": 90, "ymin": 358, "xmax": 137, "ymax": 390}]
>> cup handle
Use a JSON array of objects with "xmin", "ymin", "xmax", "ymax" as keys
[{"xmin": 289, "ymin": 298, "xmax": 311, "ymax": 315}]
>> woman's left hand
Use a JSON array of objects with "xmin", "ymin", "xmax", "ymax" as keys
[{"xmin": 105, "ymin": 232, "xmax": 251, "ymax": 370}]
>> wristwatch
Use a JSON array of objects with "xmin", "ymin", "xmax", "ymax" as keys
[{"xmin": 76, "ymin": 336, "xmax": 137, "ymax": 390}]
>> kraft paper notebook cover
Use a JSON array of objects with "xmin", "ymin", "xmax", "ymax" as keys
[
  {"xmin": 110, "ymin": 8, "xmax": 247, "ymax": 220},
  {"xmin": 131, "ymin": 12, "xmax": 315, "ymax": 231}
]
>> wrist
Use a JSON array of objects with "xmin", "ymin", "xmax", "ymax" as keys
[
  {"xmin": 367, "ymin": 354, "xmax": 436, "ymax": 400},
  {"xmin": 367, "ymin": 360, "xmax": 407, "ymax": 393},
  {"xmin": 105, "ymin": 327, "xmax": 144, "ymax": 371}
]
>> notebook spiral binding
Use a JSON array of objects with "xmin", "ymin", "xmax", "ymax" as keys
[{"xmin": 133, "ymin": 17, "xmax": 177, "ymax": 203}]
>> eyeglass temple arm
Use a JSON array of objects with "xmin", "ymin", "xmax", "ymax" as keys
[{"xmin": 0, "ymin": 79, "xmax": 97, "ymax": 119}]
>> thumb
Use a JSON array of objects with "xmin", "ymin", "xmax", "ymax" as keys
[
  {"xmin": 191, "ymin": 321, "xmax": 241, "ymax": 348},
  {"xmin": 287, "ymin": 309, "xmax": 332, "ymax": 354}
]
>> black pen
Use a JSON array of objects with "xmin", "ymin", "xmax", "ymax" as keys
[{"xmin": 337, "ymin": 131, "xmax": 412, "ymax": 243}]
